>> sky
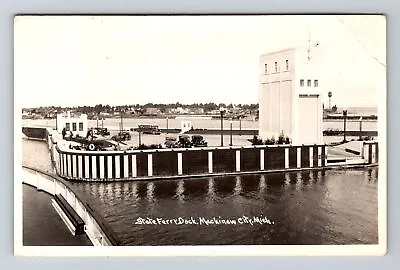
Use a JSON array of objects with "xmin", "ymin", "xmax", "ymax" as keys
[{"xmin": 14, "ymin": 15, "xmax": 386, "ymax": 108}]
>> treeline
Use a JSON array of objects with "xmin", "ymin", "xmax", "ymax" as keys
[{"xmin": 31, "ymin": 103, "xmax": 259, "ymax": 114}]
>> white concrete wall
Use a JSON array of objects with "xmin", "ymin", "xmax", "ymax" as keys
[
  {"xmin": 180, "ymin": 121, "xmax": 192, "ymax": 133},
  {"xmin": 294, "ymin": 95, "xmax": 323, "ymax": 145},
  {"xmin": 260, "ymin": 47, "xmax": 323, "ymax": 144},
  {"xmin": 57, "ymin": 112, "xmax": 88, "ymax": 137},
  {"xmin": 259, "ymin": 48, "xmax": 295, "ymax": 140}
]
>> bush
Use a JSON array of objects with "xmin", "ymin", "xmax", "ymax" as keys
[
  {"xmin": 277, "ymin": 132, "xmax": 285, "ymax": 144},
  {"xmin": 263, "ymin": 134, "xmax": 291, "ymax": 145},
  {"xmin": 250, "ymin": 135, "xmax": 264, "ymax": 145}
]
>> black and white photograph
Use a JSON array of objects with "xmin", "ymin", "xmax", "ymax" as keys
[{"xmin": 14, "ymin": 14, "xmax": 386, "ymax": 256}]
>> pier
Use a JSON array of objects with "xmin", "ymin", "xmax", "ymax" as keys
[{"xmin": 23, "ymin": 126, "xmax": 378, "ymax": 182}]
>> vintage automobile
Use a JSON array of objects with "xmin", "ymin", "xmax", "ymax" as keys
[
  {"xmin": 177, "ymin": 135, "xmax": 193, "ymax": 148},
  {"xmin": 191, "ymin": 135, "xmax": 208, "ymax": 147},
  {"xmin": 133, "ymin": 124, "xmax": 161, "ymax": 135},
  {"xmin": 111, "ymin": 131, "xmax": 131, "ymax": 142},
  {"xmin": 164, "ymin": 136, "xmax": 178, "ymax": 148},
  {"xmin": 92, "ymin": 127, "xmax": 111, "ymax": 136}
]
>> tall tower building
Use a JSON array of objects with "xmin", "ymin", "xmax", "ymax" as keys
[{"xmin": 259, "ymin": 47, "xmax": 323, "ymax": 145}]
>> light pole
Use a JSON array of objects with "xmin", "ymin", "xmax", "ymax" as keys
[
  {"xmin": 343, "ymin": 110, "xmax": 348, "ymax": 142},
  {"xmin": 120, "ymin": 110, "xmax": 124, "ymax": 132},
  {"xmin": 239, "ymin": 116, "xmax": 242, "ymax": 136},
  {"xmin": 138, "ymin": 131, "xmax": 142, "ymax": 146},
  {"xmin": 359, "ymin": 116, "xmax": 363, "ymax": 141},
  {"xmin": 166, "ymin": 116, "xmax": 169, "ymax": 134},
  {"xmin": 220, "ymin": 107, "xmax": 225, "ymax": 147},
  {"xmin": 229, "ymin": 119, "xmax": 233, "ymax": 146}
]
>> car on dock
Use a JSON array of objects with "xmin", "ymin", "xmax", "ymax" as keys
[
  {"xmin": 177, "ymin": 135, "xmax": 193, "ymax": 148},
  {"xmin": 164, "ymin": 136, "xmax": 178, "ymax": 148},
  {"xmin": 163, "ymin": 135, "xmax": 208, "ymax": 148},
  {"xmin": 133, "ymin": 124, "xmax": 161, "ymax": 135},
  {"xmin": 111, "ymin": 131, "xmax": 131, "ymax": 142},
  {"xmin": 191, "ymin": 135, "xmax": 208, "ymax": 147},
  {"xmin": 91, "ymin": 127, "xmax": 110, "ymax": 136}
]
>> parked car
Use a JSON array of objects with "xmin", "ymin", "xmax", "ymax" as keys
[
  {"xmin": 92, "ymin": 127, "xmax": 110, "ymax": 136},
  {"xmin": 177, "ymin": 135, "xmax": 192, "ymax": 148},
  {"xmin": 134, "ymin": 124, "xmax": 161, "ymax": 135},
  {"xmin": 111, "ymin": 131, "xmax": 131, "ymax": 142},
  {"xmin": 164, "ymin": 136, "xmax": 178, "ymax": 148},
  {"xmin": 191, "ymin": 135, "xmax": 208, "ymax": 147}
]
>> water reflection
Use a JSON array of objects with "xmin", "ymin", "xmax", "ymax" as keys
[
  {"xmin": 176, "ymin": 180, "xmax": 185, "ymax": 201},
  {"xmin": 258, "ymin": 175, "xmax": 267, "ymax": 196},
  {"xmin": 146, "ymin": 182, "xmax": 155, "ymax": 202},
  {"xmin": 295, "ymin": 172, "xmax": 302, "ymax": 190},
  {"xmin": 207, "ymin": 178, "xmax": 215, "ymax": 198},
  {"xmin": 233, "ymin": 176, "xmax": 242, "ymax": 196},
  {"xmin": 98, "ymin": 183, "xmax": 105, "ymax": 201}
]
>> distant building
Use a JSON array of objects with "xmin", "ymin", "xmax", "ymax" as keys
[
  {"xmin": 180, "ymin": 121, "xmax": 192, "ymax": 133},
  {"xmin": 146, "ymin": 107, "xmax": 160, "ymax": 115},
  {"xmin": 56, "ymin": 111, "xmax": 88, "ymax": 137},
  {"xmin": 259, "ymin": 47, "xmax": 323, "ymax": 144}
]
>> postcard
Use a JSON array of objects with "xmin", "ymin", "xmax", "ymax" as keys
[{"xmin": 14, "ymin": 14, "xmax": 386, "ymax": 256}]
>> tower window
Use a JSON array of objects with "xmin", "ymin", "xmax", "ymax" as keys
[
  {"xmin": 314, "ymin": 80, "xmax": 319, "ymax": 87},
  {"xmin": 274, "ymin": 62, "xmax": 278, "ymax": 72},
  {"xmin": 285, "ymin": 60, "xmax": 289, "ymax": 71},
  {"xmin": 264, "ymin": 64, "xmax": 268, "ymax": 74},
  {"xmin": 307, "ymin": 80, "xmax": 311, "ymax": 87},
  {"xmin": 300, "ymin": 79, "xmax": 304, "ymax": 87}
]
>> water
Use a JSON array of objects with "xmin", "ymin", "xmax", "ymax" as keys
[
  {"xmin": 66, "ymin": 169, "xmax": 378, "ymax": 245},
  {"xmin": 22, "ymin": 139, "xmax": 378, "ymax": 245}
]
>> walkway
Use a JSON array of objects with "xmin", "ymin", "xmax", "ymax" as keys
[{"xmin": 23, "ymin": 184, "xmax": 92, "ymax": 246}]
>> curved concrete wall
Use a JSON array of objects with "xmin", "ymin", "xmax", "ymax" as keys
[{"xmin": 22, "ymin": 166, "xmax": 120, "ymax": 246}]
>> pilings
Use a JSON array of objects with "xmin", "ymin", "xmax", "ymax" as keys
[{"xmin": 51, "ymin": 143, "xmax": 373, "ymax": 182}]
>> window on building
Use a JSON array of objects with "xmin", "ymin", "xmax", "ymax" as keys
[
  {"xmin": 264, "ymin": 64, "xmax": 268, "ymax": 74},
  {"xmin": 65, "ymin": 123, "xmax": 70, "ymax": 131},
  {"xmin": 307, "ymin": 79, "xmax": 311, "ymax": 87},
  {"xmin": 72, "ymin": 122, "xmax": 77, "ymax": 131},
  {"xmin": 285, "ymin": 60, "xmax": 289, "ymax": 71},
  {"xmin": 79, "ymin": 122, "xmax": 83, "ymax": 131},
  {"xmin": 300, "ymin": 79, "xmax": 304, "ymax": 87},
  {"xmin": 274, "ymin": 62, "xmax": 278, "ymax": 73},
  {"xmin": 314, "ymin": 80, "xmax": 319, "ymax": 87}
]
